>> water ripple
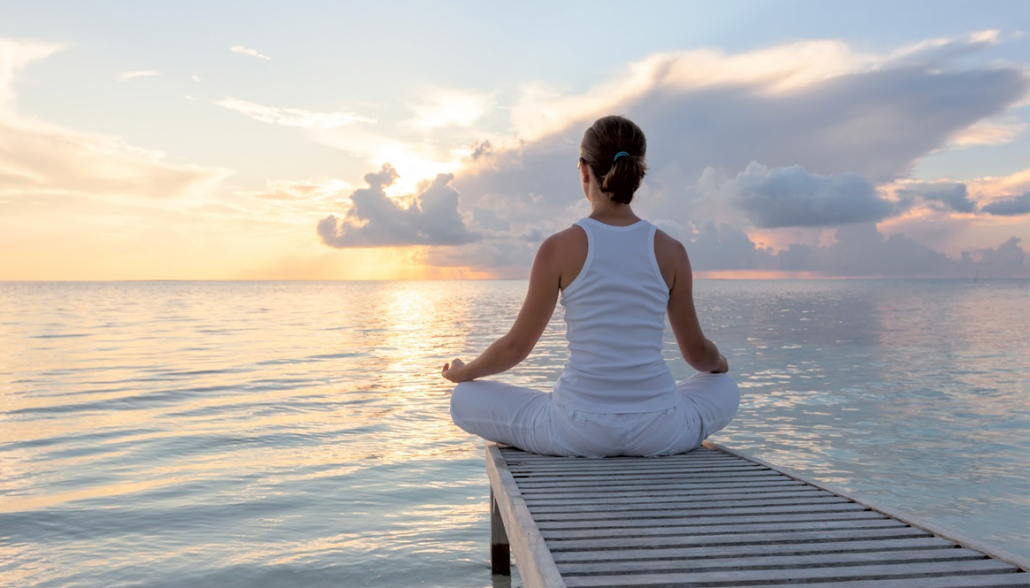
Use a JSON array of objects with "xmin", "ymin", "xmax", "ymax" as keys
[{"xmin": 0, "ymin": 279, "xmax": 1026, "ymax": 588}]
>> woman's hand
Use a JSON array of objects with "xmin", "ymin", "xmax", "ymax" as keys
[
  {"xmin": 442, "ymin": 358, "xmax": 469, "ymax": 383},
  {"xmin": 709, "ymin": 353, "xmax": 729, "ymax": 374}
]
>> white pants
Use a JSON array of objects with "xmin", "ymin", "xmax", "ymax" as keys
[{"xmin": 449, "ymin": 372, "xmax": 740, "ymax": 458}]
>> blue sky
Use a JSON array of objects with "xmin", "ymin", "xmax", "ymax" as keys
[{"xmin": 0, "ymin": 1, "xmax": 1027, "ymax": 279}]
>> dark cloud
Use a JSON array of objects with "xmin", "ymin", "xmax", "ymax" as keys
[
  {"xmin": 730, "ymin": 163, "xmax": 902, "ymax": 228},
  {"xmin": 687, "ymin": 221, "xmax": 1027, "ymax": 278},
  {"xmin": 898, "ymin": 183, "xmax": 977, "ymax": 213},
  {"xmin": 465, "ymin": 139, "xmax": 497, "ymax": 162},
  {"xmin": 678, "ymin": 219, "xmax": 1028, "ymax": 278},
  {"xmin": 813, "ymin": 223, "xmax": 951, "ymax": 276},
  {"xmin": 622, "ymin": 65, "xmax": 1028, "ymax": 185},
  {"xmin": 775, "ymin": 243, "xmax": 813, "ymax": 272},
  {"xmin": 981, "ymin": 192, "xmax": 1030, "ymax": 216},
  {"xmin": 687, "ymin": 221, "xmax": 775, "ymax": 271},
  {"xmin": 471, "ymin": 207, "xmax": 510, "ymax": 232},
  {"xmin": 317, "ymin": 164, "xmax": 479, "ymax": 247},
  {"xmin": 959, "ymin": 236, "xmax": 1029, "ymax": 276}
]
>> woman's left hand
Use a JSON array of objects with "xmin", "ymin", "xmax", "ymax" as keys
[{"xmin": 442, "ymin": 358, "xmax": 468, "ymax": 383}]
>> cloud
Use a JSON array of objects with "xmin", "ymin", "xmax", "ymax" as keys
[
  {"xmin": 883, "ymin": 29, "xmax": 1002, "ymax": 67},
  {"xmin": 947, "ymin": 119, "xmax": 1027, "ymax": 147},
  {"xmin": 118, "ymin": 70, "xmax": 159, "ymax": 82},
  {"xmin": 0, "ymin": 38, "xmax": 64, "ymax": 110},
  {"xmin": 962, "ymin": 236, "xmax": 1029, "ymax": 276},
  {"xmin": 728, "ymin": 163, "xmax": 903, "ymax": 228},
  {"xmin": 216, "ymin": 92, "xmax": 462, "ymax": 195},
  {"xmin": 0, "ymin": 38, "xmax": 233, "ymax": 201},
  {"xmin": 686, "ymin": 221, "xmax": 775, "ymax": 270},
  {"xmin": 981, "ymin": 192, "xmax": 1030, "ymax": 216},
  {"xmin": 506, "ymin": 30, "xmax": 1011, "ymax": 145},
  {"xmin": 230, "ymin": 45, "xmax": 271, "ymax": 60},
  {"xmin": 471, "ymin": 207, "xmax": 510, "ymax": 233},
  {"xmin": 897, "ymin": 182, "xmax": 977, "ymax": 213},
  {"xmin": 244, "ymin": 178, "xmax": 351, "ymax": 201},
  {"xmin": 507, "ymin": 39, "xmax": 880, "ymax": 143},
  {"xmin": 815, "ymin": 222, "xmax": 951, "ymax": 276},
  {"xmin": 685, "ymin": 220, "xmax": 1027, "ymax": 277},
  {"xmin": 214, "ymin": 96, "xmax": 375, "ymax": 129},
  {"xmin": 428, "ymin": 30, "xmax": 1029, "ymax": 277},
  {"xmin": 452, "ymin": 30, "xmax": 1027, "ymax": 226},
  {"xmin": 405, "ymin": 89, "xmax": 494, "ymax": 131},
  {"xmin": 317, "ymin": 163, "xmax": 479, "ymax": 247}
]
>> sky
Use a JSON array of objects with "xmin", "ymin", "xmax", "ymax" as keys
[{"xmin": 1, "ymin": 0, "xmax": 1028, "ymax": 280}]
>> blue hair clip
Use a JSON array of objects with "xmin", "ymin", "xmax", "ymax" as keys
[{"xmin": 613, "ymin": 151, "xmax": 629, "ymax": 161}]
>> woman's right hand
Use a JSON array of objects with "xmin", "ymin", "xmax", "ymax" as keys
[{"xmin": 709, "ymin": 353, "xmax": 729, "ymax": 374}]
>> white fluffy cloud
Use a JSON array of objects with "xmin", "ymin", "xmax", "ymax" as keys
[
  {"xmin": 317, "ymin": 163, "xmax": 478, "ymax": 247},
  {"xmin": 215, "ymin": 97, "xmax": 375, "ymax": 129},
  {"xmin": 229, "ymin": 45, "xmax": 271, "ymax": 60},
  {"xmin": 421, "ymin": 30, "xmax": 1030, "ymax": 277}
]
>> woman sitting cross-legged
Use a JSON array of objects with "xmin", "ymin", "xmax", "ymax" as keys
[{"xmin": 441, "ymin": 115, "xmax": 740, "ymax": 458}]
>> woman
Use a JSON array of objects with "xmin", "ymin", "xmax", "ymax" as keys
[{"xmin": 441, "ymin": 115, "xmax": 740, "ymax": 458}]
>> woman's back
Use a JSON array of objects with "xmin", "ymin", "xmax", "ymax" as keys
[
  {"xmin": 446, "ymin": 114, "xmax": 738, "ymax": 458},
  {"xmin": 551, "ymin": 216, "xmax": 682, "ymax": 413}
]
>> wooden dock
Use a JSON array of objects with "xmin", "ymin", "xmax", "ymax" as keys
[{"xmin": 486, "ymin": 440, "xmax": 1029, "ymax": 588}]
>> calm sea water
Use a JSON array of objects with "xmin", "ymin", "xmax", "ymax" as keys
[{"xmin": 0, "ymin": 279, "xmax": 1027, "ymax": 587}]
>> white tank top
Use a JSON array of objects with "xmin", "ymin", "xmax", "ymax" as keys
[{"xmin": 551, "ymin": 216, "xmax": 681, "ymax": 413}]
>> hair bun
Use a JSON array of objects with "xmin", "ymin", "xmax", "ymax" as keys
[{"xmin": 581, "ymin": 116, "xmax": 648, "ymax": 205}]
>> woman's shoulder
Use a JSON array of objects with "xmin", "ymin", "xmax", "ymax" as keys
[
  {"xmin": 652, "ymin": 226, "xmax": 685, "ymax": 256},
  {"xmin": 652, "ymin": 226, "xmax": 686, "ymax": 290},
  {"xmin": 543, "ymin": 222, "xmax": 588, "ymax": 247},
  {"xmin": 539, "ymin": 224, "xmax": 589, "ymax": 290}
]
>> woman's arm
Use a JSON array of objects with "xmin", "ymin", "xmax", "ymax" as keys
[
  {"xmin": 442, "ymin": 235, "xmax": 562, "ymax": 383},
  {"xmin": 664, "ymin": 237, "xmax": 728, "ymax": 374}
]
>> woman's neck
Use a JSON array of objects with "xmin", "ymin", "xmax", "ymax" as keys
[{"xmin": 587, "ymin": 197, "xmax": 640, "ymax": 225}]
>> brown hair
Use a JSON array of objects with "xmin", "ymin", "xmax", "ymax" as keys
[{"xmin": 580, "ymin": 115, "xmax": 648, "ymax": 205}]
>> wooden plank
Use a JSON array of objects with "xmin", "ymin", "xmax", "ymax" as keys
[
  {"xmin": 522, "ymin": 484, "xmax": 820, "ymax": 501},
  {"xmin": 516, "ymin": 473, "xmax": 792, "ymax": 489},
  {"xmin": 518, "ymin": 479, "xmax": 807, "ymax": 495},
  {"xmin": 485, "ymin": 444, "xmax": 565, "ymax": 588},
  {"xmin": 503, "ymin": 457, "xmax": 739, "ymax": 465},
  {"xmin": 525, "ymin": 487, "xmax": 833, "ymax": 506},
  {"xmin": 510, "ymin": 463, "xmax": 765, "ymax": 474},
  {"xmin": 529, "ymin": 495, "xmax": 854, "ymax": 514},
  {"xmin": 546, "ymin": 526, "xmax": 932, "ymax": 551},
  {"xmin": 542, "ymin": 517, "xmax": 905, "ymax": 540},
  {"xmin": 533, "ymin": 502, "xmax": 870, "ymax": 521},
  {"xmin": 557, "ymin": 546, "xmax": 992, "ymax": 575},
  {"xmin": 514, "ymin": 469, "xmax": 783, "ymax": 483},
  {"xmin": 500, "ymin": 447, "xmax": 724, "ymax": 458},
  {"xmin": 549, "ymin": 536, "xmax": 960, "ymax": 563},
  {"xmin": 704, "ymin": 440, "xmax": 1030, "ymax": 572},
  {"xmin": 735, "ymin": 574, "xmax": 1030, "ymax": 588},
  {"xmin": 505, "ymin": 456, "xmax": 742, "ymax": 466},
  {"xmin": 535, "ymin": 510, "xmax": 891, "ymax": 530},
  {"xmin": 561, "ymin": 559, "xmax": 1021, "ymax": 587}
]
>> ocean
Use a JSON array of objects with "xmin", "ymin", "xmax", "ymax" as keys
[{"xmin": 0, "ymin": 279, "xmax": 1027, "ymax": 587}]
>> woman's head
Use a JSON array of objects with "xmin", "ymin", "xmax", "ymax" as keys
[{"xmin": 579, "ymin": 115, "xmax": 648, "ymax": 205}]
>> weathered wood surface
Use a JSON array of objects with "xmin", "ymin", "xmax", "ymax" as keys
[{"xmin": 486, "ymin": 440, "xmax": 1029, "ymax": 587}]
